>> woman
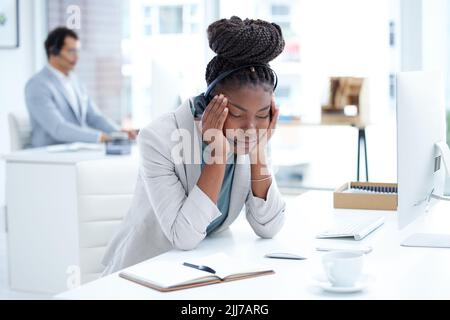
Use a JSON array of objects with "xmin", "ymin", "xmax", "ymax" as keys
[{"xmin": 102, "ymin": 16, "xmax": 286, "ymax": 275}]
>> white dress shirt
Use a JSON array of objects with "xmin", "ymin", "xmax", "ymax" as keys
[{"xmin": 47, "ymin": 64, "xmax": 81, "ymax": 118}]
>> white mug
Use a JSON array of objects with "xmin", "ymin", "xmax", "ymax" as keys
[{"xmin": 322, "ymin": 251, "xmax": 364, "ymax": 287}]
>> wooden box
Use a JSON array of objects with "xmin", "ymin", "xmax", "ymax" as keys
[{"xmin": 333, "ymin": 181, "xmax": 397, "ymax": 211}]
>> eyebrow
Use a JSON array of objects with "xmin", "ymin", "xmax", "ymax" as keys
[{"xmin": 228, "ymin": 101, "xmax": 271, "ymax": 112}]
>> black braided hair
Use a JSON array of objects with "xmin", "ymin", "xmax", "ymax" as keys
[{"xmin": 205, "ymin": 16, "xmax": 285, "ymax": 93}]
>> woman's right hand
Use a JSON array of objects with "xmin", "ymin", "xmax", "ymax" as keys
[{"xmin": 201, "ymin": 94, "xmax": 230, "ymax": 163}]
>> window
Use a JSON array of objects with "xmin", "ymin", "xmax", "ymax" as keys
[
  {"xmin": 144, "ymin": 6, "xmax": 152, "ymax": 18},
  {"xmin": 126, "ymin": 0, "xmax": 206, "ymax": 126},
  {"xmin": 143, "ymin": 5, "xmax": 154, "ymax": 35},
  {"xmin": 144, "ymin": 25, "xmax": 153, "ymax": 36},
  {"xmin": 140, "ymin": 3, "xmax": 201, "ymax": 37},
  {"xmin": 271, "ymin": 4, "xmax": 292, "ymax": 35},
  {"xmin": 47, "ymin": 0, "xmax": 125, "ymax": 123},
  {"xmin": 271, "ymin": 4, "xmax": 290, "ymax": 15},
  {"xmin": 184, "ymin": 4, "xmax": 201, "ymax": 33},
  {"xmin": 159, "ymin": 6, "xmax": 183, "ymax": 34}
]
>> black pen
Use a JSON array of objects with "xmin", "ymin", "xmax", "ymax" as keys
[{"xmin": 183, "ymin": 262, "xmax": 216, "ymax": 274}]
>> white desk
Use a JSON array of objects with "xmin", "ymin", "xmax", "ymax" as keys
[
  {"xmin": 4, "ymin": 144, "xmax": 139, "ymax": 294},
  {"xmin": 56, "ymin": 190, "xmax": 450, "ymax": 300}
]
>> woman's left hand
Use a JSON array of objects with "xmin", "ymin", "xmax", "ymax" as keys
[
  {"xmin": 265, "ymin": 96, "xmax": 279, "ymax": 142},
  {"xmin": 250, "ymin": 96, "xmax": 279, "ymax": 158}
]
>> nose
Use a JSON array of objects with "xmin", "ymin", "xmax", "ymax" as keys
[{"xmin": 242, "ymin": 118, "xmax": 256, "ymax": 131}]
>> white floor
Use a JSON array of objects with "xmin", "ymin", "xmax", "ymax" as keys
[{"xmin": 0, "ymin": 232, "xmax": 50, "ymax": 299}]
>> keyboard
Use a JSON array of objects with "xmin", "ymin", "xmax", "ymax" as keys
[
  {"xmin": 316, "ymin": 216, "xmax": 385, "ymax": 241},
  {"xmin": 46, "ymin": 143, "xmax": 103, "ymax": 153}
]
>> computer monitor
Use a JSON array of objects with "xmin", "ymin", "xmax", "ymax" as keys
[{"xmin": 397, "ymin": 71, "xmax": 450, "ymax": 247}]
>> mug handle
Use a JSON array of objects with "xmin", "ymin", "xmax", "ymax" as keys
[{"xmin": 324, "ymin": 260, "xmax": 337, "ymax": 284}]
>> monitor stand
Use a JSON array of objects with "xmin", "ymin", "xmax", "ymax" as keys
[
  {"xmin": 400, "ymin": 142, "xmax": 450, "ymax": 249},
  {"xmin": 401, "ymin": 233, "xmax": 450, "ymax": 248}
]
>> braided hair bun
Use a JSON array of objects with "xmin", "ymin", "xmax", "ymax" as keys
[{"xmin": 205, "ymin": 16, "xmax": 285, "ymax": 87}]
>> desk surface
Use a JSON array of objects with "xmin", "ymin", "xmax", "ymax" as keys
[
  {"xmin": 56, "ymin": 190, "xmax": 450, "ymax": 300},
  {"xmin": 3, "ymin": 144, "xmax": 139, "ymax": 165}
]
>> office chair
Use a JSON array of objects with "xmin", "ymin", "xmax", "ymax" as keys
[{"xmin": 8, "ymin": 112, "xmax": 32, "ymax": 151}]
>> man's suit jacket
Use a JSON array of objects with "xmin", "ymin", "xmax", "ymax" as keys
[
  {"xmin": 25, "ymin": 66, "xmax": 119, "ymax": 147},
  {"xmin": 101, "ymin": 98, "xmax": 286, "ymax": 275}
]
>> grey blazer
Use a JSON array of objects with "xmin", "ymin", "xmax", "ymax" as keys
[
  {"xmin": 102, "ymin": 98, "xmax": 286, "ymax": 275},
  {"xmin": 25, "ymin": 66, "xmax": 119, "ymax": 147}
]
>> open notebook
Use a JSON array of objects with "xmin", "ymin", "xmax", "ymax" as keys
[{"xmin": 119, "ymin": 253, "xmax": 275, "ymax": 292}]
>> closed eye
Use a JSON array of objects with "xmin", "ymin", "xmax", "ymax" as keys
[
  {"xmin": 256, "ymin": 113, "xmax": 270, "ymax": 119},
  {"xmin": 229, "ymin": 111, "xmax": 243, "ymax": 118}
]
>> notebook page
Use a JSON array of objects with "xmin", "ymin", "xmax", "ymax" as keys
[
  {"xmin": 120, "ymin": 260, "xmax": 217, "ymax": 288},
  {"xmin": 189, "ymin": 253, "xmax": 269, "ymax": 278}
]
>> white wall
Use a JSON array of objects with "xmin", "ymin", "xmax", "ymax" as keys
[
  {"xmin": 400, "ymin": 0, "xmax": 422, "ymax": 71},
  {"xmin": 422, "ymin": 0, "xmax": 449, "ymax": 74},
  {"xmin": 0, "ymin": 1, "xmax": 46, "ymax": 212},
  {"xmin": 401, "ymin": 0, "xmax": 449, "ymax": 76}
]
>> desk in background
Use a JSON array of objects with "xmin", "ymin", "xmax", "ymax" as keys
[
  {"xmin": 3, "ymin": 144, "xmax": 139, "ymax": 294},
  {"xmin": 56, "ymin": 190, "xmax": 450, "ymax": 300}
]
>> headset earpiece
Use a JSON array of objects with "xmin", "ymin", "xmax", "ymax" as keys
[
  {"xmin": 51, "ymin": 45, "xmax": 60, "ymax": 56},
  {"xmin": 49, "ymin": 31, "xmax": 64, "ymax": 57},
  {"xmin": 192, "ymin": 93, "xmax": 208, "ymax": 120}
]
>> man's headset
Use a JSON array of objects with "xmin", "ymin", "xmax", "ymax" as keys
[
  {"xmin": 48, "ymin": 32, "xmax": 65, "ymax": 56},
  {"xmin": 192, "ymin": 64, "xmax": 278, "ymax": 119}
]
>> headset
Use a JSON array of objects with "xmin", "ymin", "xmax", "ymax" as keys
[
  {"xmin": 191, "ymin": 64, "xmax": 278, "ymax": 120},
  {"xmin": 50, "ymin": 43, "xmax": 61, "ymax": 56},
  {"xmin": 48, "ymin": 31, "xmax": 65, "ymax": 57}
]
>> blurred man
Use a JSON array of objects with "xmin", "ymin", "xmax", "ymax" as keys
[{"xmin": 25, "ymin": 27, "xmax": 136, "ymax": 147}]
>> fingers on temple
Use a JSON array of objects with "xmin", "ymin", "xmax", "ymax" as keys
[
  {"xmin": 217, "ymin": 106, "xmax": 229, "ymax": 129},
  {"xmin": 202, "ymin": 95, "xmax": 218, "ymax": 124},
  {"xmin": 213, "ymin": 95, "xmax": 227, "ymax": 128}
]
